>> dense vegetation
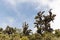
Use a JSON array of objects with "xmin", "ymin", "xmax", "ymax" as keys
[{"xmin": 0, "ymin": 9, "xmax": 60, "ymax": 40}]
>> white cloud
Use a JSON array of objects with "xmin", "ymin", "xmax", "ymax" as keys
[
  {"xmin": 2, "ymin": 0, "xmax": 16, "ymax": 6},
  {"xmin": 49, "ymin": 0, "xmax": 60, "ymax": 29},
  {"xmin": 2, "ymin": 0, "xmax": 51, "ymax": 6},
  {"xmin": 2, "ymin": 0, "xmax": 51, "ymax": 13},
  {"xmin": 2, "ymin": 0, "xmax": 29, "ymax": 6}
]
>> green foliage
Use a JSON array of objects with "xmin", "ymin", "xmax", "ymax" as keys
[
  {"xmin": 21, "ymin": 36, "xmax": 29, "ymax": 40},
  {"xmin": 0, "ymin": 34, "xmax": 10, "ymax": 40},
  {"xmin": 42, "ymin": 32, "xmax": 54, "ymax": 40},
  {"xmin": 55, "ymin": 29, "xmax": 60, "ymax": 37},
  {"xmin": 4, "ymin": 26, "xmax": 16, "ymax": 34},
  {"xmin": 33, "ymin": 33, "xmax": 42, "ymax": 40},
  {"xmin": 0, "ymin": 28, "xmax": 3, "ymax": 32}
]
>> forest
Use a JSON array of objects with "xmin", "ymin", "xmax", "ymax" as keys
[{"xmin": 0, "ymin": 9, "xmax": 60, "ymax": 40}]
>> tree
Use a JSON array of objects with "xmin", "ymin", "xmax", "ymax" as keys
[
  {"xmin": 22, "ymin": 22, "xmax": 32, "ymax": 36},
  {"xmin": 34, "ymin": 9, "xmax": 56, "ymax": 34},
  {"xmin": 34, "ymin": 11, "xmax": 45, "ymax": 34},
  {"xmin": 0, "ymin": 28, "xmax": 3, "ymax": 32},
  {"xmin": 43, "ymin": 9, "xmax": 56, "ymax": 32},
  {"xmin": 4, "ymin": 26, "xmax": 16, "ymax": 34}
]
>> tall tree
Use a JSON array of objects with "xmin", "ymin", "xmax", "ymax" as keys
[
  {"xmin": 34, "ymin": 9, "xmax": 56, "ymax": 34},
  {"xmin": 34, "ymin": 11, "xmax": 45, "ymax": 34},
  {"xmin": 22, "ymin": 22, "xmax": 32, "ymax": 36},
  {"xmin": 43, "ymin": 9, "xmax": 56, "ymax": 32}
]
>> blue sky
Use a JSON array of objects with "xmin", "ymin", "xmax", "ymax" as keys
[{"xmin": 0, "ymin": 0, "xmax": 60, "ymax": 32}]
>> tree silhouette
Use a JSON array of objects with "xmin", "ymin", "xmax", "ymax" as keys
[
  {"xmin": 4, "ymin": 26, "xmax": 16, "ymax": 34},
  {"xmin": 22, "ymin": 22, "xmax": 32, "ymax": 36},
  {"xmin": 43, "ymin": 9, "xmax": 56, "ymax": 32},
  {"xmin": 0, "ymin": 28, "xmax": 3, "ymax": 32},
  {"xmin": 34, "ymin": 9, "xmax": 56, "ymax": 34},
  {"xmin": 34, "ymin": 11, "xmax": 45, "ymax": 34}
]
